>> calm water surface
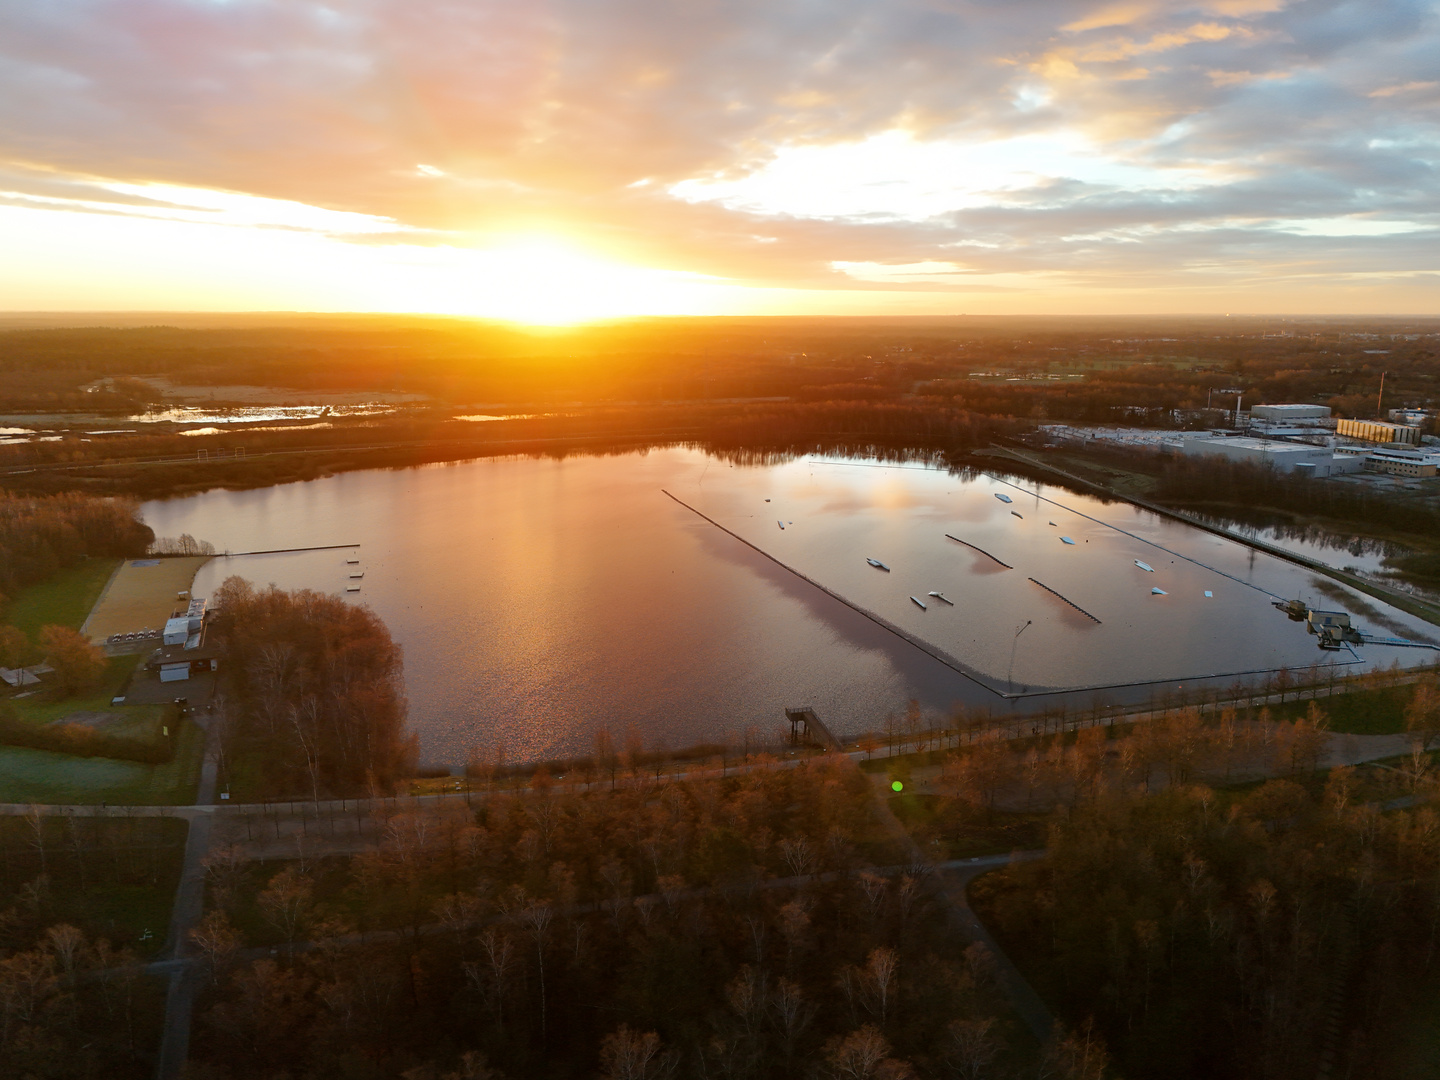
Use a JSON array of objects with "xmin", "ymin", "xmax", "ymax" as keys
[{"xmin": 139, "ymin": 450, "xmax": 1439, "ymax": 764}]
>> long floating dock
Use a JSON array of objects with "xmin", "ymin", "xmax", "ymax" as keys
[
  {"xmin": 222, "ymin": 544, "xmax": 361, "ymax": 557},
  {"xmin": 945, "ymin": 534, "xmax": 1013, "ymax": 569},
  {"xmin": 1028, "ymin": 578, "xmax": 1102, "ymax": 624},
  {"xmin": 1358, "ymin": 633, "xmax": 1440, "ymax": 651}
]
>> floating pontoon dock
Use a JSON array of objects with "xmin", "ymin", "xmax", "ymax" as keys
[
  {"xmin": 1028, "ymin": 578, "xmax": 1102, "ymax": 624},
  {"xmin": 946, "ymin": 535, "xmax": 1013, "ymax": 569}
]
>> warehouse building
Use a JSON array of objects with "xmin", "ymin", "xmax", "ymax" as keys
[
  {"xmin": 1250, "ymin": 404, "xmax": 1331, "ymax": 424},
  {"xmin": 1337, "ymin": 418, "xmax": 1421, "ymax": 445},
  {"xmin": 1178, "ymin": 435, "xmax": 1363, "ymax": 477}
]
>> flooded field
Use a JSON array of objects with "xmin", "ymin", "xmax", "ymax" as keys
[{"xmin": 139, "ymin": 450, "xmax": 1439, "ymax": 765}]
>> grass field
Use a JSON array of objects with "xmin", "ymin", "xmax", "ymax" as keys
[
  {"xmin": 1270, "ymin": 684, "xmax": 1414, "ymax": 735},
  {"xmin": 0, "ymin": 716, "xmax": 204, "ymax": 804},
  {"xmin": 3, "ymin": 557, "xmax": 120, "ymax": 640},
  {"xmin": 7, "ymin": 652, "xmax": 163, "ymax": 728}
]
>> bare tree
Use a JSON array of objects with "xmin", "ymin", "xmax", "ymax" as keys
[
  {"xmin": 598, "ymin": 1025, "xmax": 677, "ymax": 1080},
  {"xmin": 189, "ymin": 910, "xmax": 240, "ymax": 986},
  {"xmin": 943, "ymin": 1017, "xmax": 1003, "ymax": 1080},
  {"xmin": 823, "ymin": 1025, "xmax": 914, "ymax": 1080},
  {"xmin": 1407, "ymin": 676, "xmax": 1440, "ymax": 751},
  {"xmin": 465, "ymin": 927, "xmax": 515, "ymax": 1026},
  {"xmin": 257, "ymin": 867, "xmax": 314, "ymax": 953},
  {"xmin": 520, "ymin": 903, "xmax": 554, "ymax": 1038},
  {"xmin": 769, "ymin": 977, "xmax": 815, "ymax": 1064}
]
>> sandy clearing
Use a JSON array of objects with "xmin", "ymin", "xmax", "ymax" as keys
[{"xmin": 81, "ymin": 556, "xmax": 212, "ymax": 643}]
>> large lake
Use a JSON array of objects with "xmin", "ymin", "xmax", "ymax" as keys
[{"xmin": 140, "ymin": 450, "xmax": 1439, "ymax": 765}]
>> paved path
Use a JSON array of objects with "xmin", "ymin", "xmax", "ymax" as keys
[
  {"xmin": 862, "ymin": 768, "xmax": 1056, "ymax": 1043},
  {"xmin": 153, "ymin": 708, "xmax": 224, "ymax": 1080}
]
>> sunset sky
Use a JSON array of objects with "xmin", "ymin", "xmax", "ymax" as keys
[{"xmin": 1, "ymin": 0, "xmax": 1436, "ymax": 320}]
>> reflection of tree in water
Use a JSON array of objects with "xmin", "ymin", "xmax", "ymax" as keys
[{"xmin": 1191, "ymin": 510, "xmax": 1409, "ymax": 561}]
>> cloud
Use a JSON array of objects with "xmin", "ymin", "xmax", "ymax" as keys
[{"xmin": 0, "ymin": 0, "xmax": 1435, "ymax": 312}]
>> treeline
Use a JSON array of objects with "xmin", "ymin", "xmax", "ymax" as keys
[
  {"xmin": 186, "ymin": 757, "xmax": 1070, "ymax": 1079},
  {"xmin": 5, "ymin": 315, "xmax": 1434, "ymax": 424},
  {"xmin": 700, "ymin": 400, "xmax": 1023, "ymax": 455},
  {"xmin": 922, "ymin": 365, "xmax": 1232, "ymax": 425},
  {"xmin": 0, "ymin": 400, "xmax": 1023, "ymax": 501},
  {"xmin": 0, "ymin": 705, "xmax": 179, "ymax": 763},
  {"xmin": 0, "ymin": 491, "xmax": 153, "ymax": 599},
  {"xmin": 1149, "ymin": 453, "xmax": 1440, "ymax": 537},
  {"xmin": 212, "ymin": 579, "xmax": 416, "ymax": 799}
]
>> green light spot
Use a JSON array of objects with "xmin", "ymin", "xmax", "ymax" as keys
[{"xmin": 891, "ymin": 781, "xmax": 904, "ymax": 792}]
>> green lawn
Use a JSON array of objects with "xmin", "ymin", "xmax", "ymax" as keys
[
  {"xmin": 0, "ymin": 716, "xmax": 205, "ymax": 804},
  {"xmin": 1268, "ymin": 684, "xmax": 1414, "ymax": 736},
  {"xmin": 7, "ymin": 652, "xmax": 163, "ymax": 727},
  {"xmin": 3, "ymin": 556, "xmax": 120, "ymax": 640}
]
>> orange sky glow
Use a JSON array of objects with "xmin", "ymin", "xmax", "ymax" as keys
[{"xmin": 1, "ymin": 0, "xmax": 1436, "ymax": 321}]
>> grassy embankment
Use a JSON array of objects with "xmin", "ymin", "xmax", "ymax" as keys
[{"xmin": 0, "ymin": 560, "xmax": 203, "ymax": 804}]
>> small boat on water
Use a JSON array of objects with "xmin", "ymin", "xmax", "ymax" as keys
[
  {"xmin": 1060, "ymin": 536, "xmax": 1076, "ymax": 545},
  {"xmin": 777, "ymin": 520, "xmax": 785, "ymax": 529},
  {"xmin": 927, "ymin": 591, "xmax": 955, "ymax": 605},
  {"xmin": 346, "ymin": 558, "xmax": 360, "ymax": 565},
  {"xmin": 1151, "ymin": 587, "xmax": 1168, "ymax": 595},
  {"xmin": 994, "ymin": 493, "xmax": 1013, "ymax": 503},
  {"xmin": 1135, "ymin": 560, "xmax": 1155, "ymax": 572},
  {"xmin": 349, "ymin": 572, "xmax": 364, "ymax": 579},
  {"xmin": 867, "ymin": 558, "xmax": 891, "ymax": 571},
  {"xmin": 1049, "ymin": 521, "xmax": 1056, "ymax": 526},
  {"xmin": 1011, "ymin": 511, "xmax": 1023, "ymax": 519},
  {"xmin": 910, "ymin": 596, "xmax": 927, "ymax": 610},
  {"xmin": 1204, "ymin": 591, "xmax": 1213, "ymax": 598},
  {"xmin": 764, "ymin": 499, "xmax": 771, "ymax": 503}
]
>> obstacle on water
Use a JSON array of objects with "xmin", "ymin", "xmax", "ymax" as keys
[
  {"xmin": 945, "ymin": 535, "xmax": 1013, "ymax": 569},
  {"xmin": 784, "ymin": 707, "xmax": 841, "ymax": 751},
  {"xmin": 1027, "ymin": 578, "xmax": 1102, "ymax": 624}
]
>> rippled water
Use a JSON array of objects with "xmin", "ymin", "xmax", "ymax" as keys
[{"xmin": 138, "ymin": 450, "xmax": 1439, "ymax": 765}]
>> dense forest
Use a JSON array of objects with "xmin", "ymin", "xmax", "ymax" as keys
[
  {"xmin": 0, "ymin": 814, "xmax": 186, "ymax": 1080},
  {"xmin": 211, "ymin": 579, "xmax": 416, "ymax": 799},
  {"xmin": 186, "ymin": 756, "xmax": 1044, "ymax": 1080},
  {"xmin": 0, "ymin": 492, "xmax": 152, "ymax": 600}
]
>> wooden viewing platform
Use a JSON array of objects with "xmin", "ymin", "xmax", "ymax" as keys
[{"xmin": 785, "ymin": 707, "xmax": 841, "ymax": 751}]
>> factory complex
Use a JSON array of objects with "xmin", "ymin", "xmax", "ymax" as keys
[{"xmin": 1041, "ymin": 403, "xmax": 1440, "ymax": 481}]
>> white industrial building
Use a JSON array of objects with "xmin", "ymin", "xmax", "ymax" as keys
[
  {"xmin": 1177, "ymin": 435, "xmax": 1363, "ymax": 477},
  {"xmin": 1249, "ymin": 404, "xmax": 1331, "ymax": 424}
]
